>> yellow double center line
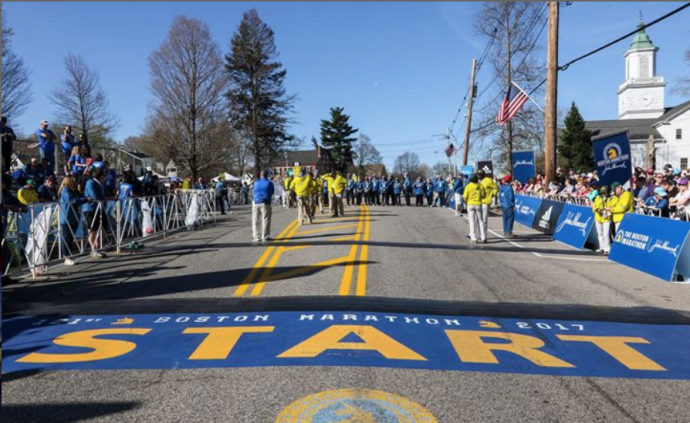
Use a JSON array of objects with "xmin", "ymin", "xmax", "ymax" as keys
[{"xmin": 233, "ymin": 205, "xmax": 370, "ymax": 297}]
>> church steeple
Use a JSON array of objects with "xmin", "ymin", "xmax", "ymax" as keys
[{"xmin": 617, "ymin": 16, "xmax": 665, "ymax": 120}]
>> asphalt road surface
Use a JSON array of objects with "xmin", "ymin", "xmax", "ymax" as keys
[{"xmin": 3, "ymin": 203, "xmax": 690, "ymax": 423}]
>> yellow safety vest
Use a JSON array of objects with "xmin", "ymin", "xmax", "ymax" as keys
[{"xmin": 463, "ymin": 182, "xmax": 485, "ymax": 206}]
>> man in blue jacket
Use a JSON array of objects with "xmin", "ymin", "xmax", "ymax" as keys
[
  {"xmin": 499, "ymin": 175, "xmax": 516, "ymax": 238},
  {"xmin": 413, "ymin": 177, "xmax": 425, "ymax": 206},
  {"xmin": 452, "ymin": 174, "xmax": 465, "ymax": 216},
  {"xmin": 371, "ymin": 176, "xmax": 380, "ymax": 206},
  {"xmin": 403, "ymin": 173, "xmax": 412, "ymax": 206},
  {"xmin": 252, "ymin": 171, "xmax": 275, "ymax": 243},
  {"xmin": 433, "ymin": 175, "xmax": 447, "ymax": 207}
]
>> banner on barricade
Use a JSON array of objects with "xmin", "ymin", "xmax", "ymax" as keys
[
  {"xmin": 477, "ymin": 161, "xmax": 494, "ymax": 177},
  {"xmin": 512, "ymin": 151, "xmax": 536, "ymax": 185},
  {"xmin": 514, "ymin": 195, "xmax": 542, "ymax": 228},
  {"xmin": 609, "ymin": 214, "xmax": 690, "ymax": 282},
  {"xmin": 532, "ymin": 199, "xmax": 566, "ymax": 235},
  {"xmin": 553, "ymin": 204, "xmax": 596, "ymax": 250},
  {"xmin": 592, "ymin": 131, "xmax": 632, "ymax": 188}
]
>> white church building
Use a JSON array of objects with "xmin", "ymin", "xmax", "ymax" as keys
[{"xmin": 586, "ymin": 22, "xmax": 689, "ymax": 171}]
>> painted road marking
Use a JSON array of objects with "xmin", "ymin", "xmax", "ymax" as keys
[
  {"xmin": 235, "ymin": 205, "xmax": 371, "ymax": 297},
  {"xmin": 275, "ymin": 389, "xmax": 438, "ymax": 423},
  {"xmin": 3, "ymin": 312, "xmax": 689, "ymax": 379}
]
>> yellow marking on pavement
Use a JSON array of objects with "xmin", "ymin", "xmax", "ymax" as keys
[
  {"xmin": 283, "ymin": 236, "xmax": 358, "ymax": 253},
  {"xmin": 233, "ymin": 219, "xmax": 299, "ymax": 297},
  {"xmin": 295, "ymin": 223, "xmax": 359, "ymax": 236},
  {"xmin": 250, "ymin": 221, "xmax": 302, "ymax": 296},
  {"xmin": 355, "ymin": 205, "xmax": 371, "ymax": 296},
  {"xmin": 338, "ymin": 206, "xmax": 366, "ymax": 295},
  {"xmin": 263, "ymin": 256, "xmax": 355, "ymax": 283}
]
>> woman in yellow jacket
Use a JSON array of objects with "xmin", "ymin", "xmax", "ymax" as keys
[
  {"xmin": 610, "ymin": 182, "xmax": 633, "ymax": 231},
  {"xmin": 478, "ymin": 170, "xmax": 499, "ymax": 236},
  {"xmin": 18, "ymin": 179, "xmax": 39, "ymax": 205},
  {"xmin": 463, "ymin": 174, "xmax": 487, "ymax": 243},
  {"xmin": 592, "ymin": 185, "xmax": 614, "ymax": 254}
]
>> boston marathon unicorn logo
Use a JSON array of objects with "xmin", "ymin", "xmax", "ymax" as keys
[
  {"xmin": 615, "ymin": 230, "xmax": 624, "ymax": 243},
  {"xmin": 599, "ymin": 142, "xmax": 629, "ymax": 176}
]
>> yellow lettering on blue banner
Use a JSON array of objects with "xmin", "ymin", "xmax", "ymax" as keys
[
  {"xmin": 445, "ymin": 330, "xmax": 574, "ymax": 368},
  {"xmin": 557, "ymin": 335, "xmax": 666, "ymax": 371},
  {"xmin": 278, "ymin": 325, "xmax": 427, "ymax": 360},
  {"xmin": 17, "ymin": 328, "xmax": 151, "ymax": 363},
  {"xmin": 183, "ymin": 326, "xmax": 275, "ymax": 360}
]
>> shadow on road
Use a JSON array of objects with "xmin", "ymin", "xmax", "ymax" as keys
[{"xmin": 2, "ymin": 401, "xmax": 141, "ymax": 423}]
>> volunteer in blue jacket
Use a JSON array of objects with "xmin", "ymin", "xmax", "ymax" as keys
[
  {"xmin": 252, "ymin": 170, "xmax": 275, "ymax": 243},
  {"xmin": 84, "ymin": 167, "xmax": 108, "ymax": 258},
  {"xmin": 371, "ymin": 176, "xmax": 380, "ymax": 206},
  {"xmin": 434, "ymin": 175, "xmax": 447, "ymax": 207},
  {"xmin": 499, "ymin": 175, "xmax": 516, "ymax": 238},
  {"xmin": 403, "ymin": 173, "xmax": 412, "ymax": 206},
  {"xmin": 381, "ymin": 176, "xmax": 391, "ymax": 206},
  {"xmin": 59, "ymin": 174, "xmax": 90, "ymax": 265},
  {"xmin": 452, "ymin": 174, "xmax": 465, "ymax": 216},
  {"xmin": 413, "ymin": 177, "xmax": 425, "ymax": 206},
  {"xmin": 425, "ymin": 178, "xmax": 435, "ymax": 206}
]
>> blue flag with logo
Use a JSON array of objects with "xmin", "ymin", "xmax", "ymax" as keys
[
  {"xmin": 514, "ymin": 195, "xmax": 542, "ymax": 228},
  {"xmin": 610, "ymin": 214, "xmax": 690, "ymax": 282},
  {"xmin": 592, "ymin": 131, "xmax": 632, "ymax": 188},
  {"xmin": 512, "ymin": 151, "xmax": 536, "ymax": 185}
]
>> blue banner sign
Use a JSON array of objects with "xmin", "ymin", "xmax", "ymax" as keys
[
  {"xmin": 459, "ymin": 165, "xmax": 474, "ymax": 177},
  {"xmin": 553, "ymin": 204, "xmax": 596, "ymax": 250},
  {"xmin": 592, "ymin": 131, "xmax": 632, "ymax": 188},
  {"xmin": 3, "ymin": 312, "xmax": 689, "ymax": 379},
  {"xmin": 609, "ymin": 214, "xmax": 690, "ymax": 282},
  {"xmin": 532, "ymin": 200, "xmax": 566, "ymax": 235},
  {"xmin": 514, "ymin": 195, "xmax": 541, "ymax": 228},
  {"xmin": 512, "ymin": 150, "xmax": 536, "ymax": 185}
]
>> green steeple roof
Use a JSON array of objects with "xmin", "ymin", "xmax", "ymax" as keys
[{"xmin": 629, "ymin": 22, "xmax": 655, "ymax": 50}]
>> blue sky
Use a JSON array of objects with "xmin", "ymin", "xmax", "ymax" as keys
[{"xmin": 4, "ymin": 2, "xmax": 689, "ymax": 169}]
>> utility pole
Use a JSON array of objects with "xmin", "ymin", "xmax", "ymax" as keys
[
  {"xmin": 463, "ymin": 58, "xmax": 477, "ymax": 166},
  {"xmin": 544, "ymin": 1, "xmax": 559, "ymax": 184}
]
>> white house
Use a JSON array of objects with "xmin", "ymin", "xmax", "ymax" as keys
[{"xmin": 586, "ymin": 21, "xmax": 689, "ymax": 171}]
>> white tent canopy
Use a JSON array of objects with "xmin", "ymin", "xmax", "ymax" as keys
[{"xmin": 212, "ymin": 172, "xmax": 241, "ymax": 182}]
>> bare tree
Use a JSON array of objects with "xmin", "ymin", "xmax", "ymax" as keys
[
  {"xmin": 51, "ymin": 54, "xmax": 118, "ymax": 147},
  {"xmin": 1, "ymin": 7, "xmax": 32, "ymax": 120},
  {"xmin": 148, "ymin": 16, "xmax": 230, "ymax": 180},
  {"xmin": 418, "ymin": 163, "xmax": 431, "ymax": 180},
  {"xmin": 430, "ymin": 161, "xmax": 451, "ymax": 177},
  {"xmin": 393, "ymin": 151, "xmax": 421, "ymax": 175},
  {"xmin": 673, "ymin": 47, "xmax": 690, "ymax": 96},
  {"xmin": 472, "ymin": 2, "xmax": 547, "ymax": 173},
  {"xmin": 353, "ymin": 134, "xmax": 383, "ymax": 173}
]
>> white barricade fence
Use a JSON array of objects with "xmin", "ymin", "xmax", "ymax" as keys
[{"xmin": 2, "ymin": 189, "xmax": 216, "ymax": 278}]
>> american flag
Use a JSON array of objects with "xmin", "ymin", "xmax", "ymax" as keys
[
  {"xmin": 444, "ymin": 142, "xmax": 458, "ymax": 158},
  {"xmin": 496, "ymin": 83, "xmax": 529, "ymax": 125}
]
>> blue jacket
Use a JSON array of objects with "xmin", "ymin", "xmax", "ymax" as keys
[
  {"xmin": 425, "ymin": 182, "xmax": 434, "ymax": 195},
  {"xmin": 84, "ymin": 179, "xmax": 105, "ymax": 212},
  {"xmin": 452, "ymin": 177, "xmax": 465, "ymax": 195},
  {"xmin": 393, "ymin": 182, "xmax": 401, "ymax": 195},
  {"xmin": 253, "ymin": 178, "xmax": 274, "ymax": 204},
  {"xmin": 347, "ymin": 179, "xmax": 355, "ymax": 190},
  {"xmin": 60, "ymin": 187, "xmax": 88, "ymax": 226},
  {"xmin": 403, "ymin": 178, "xmax": 411, "ymax": 191},
  {"xmin": 499, "ymin": 184, "xmax": 515, "ymax": 209},
  {"xmin": 434, "ymin": 180, "xmax": 447, "ymax": 193},
  {"xmin": 380, "ymin": 180, "xmax": 390, "ymax": 192},
  {"xmin": 37, "ymin": 184, "xmax": 58, "ymax": 202},
  {"xmin": 413, "ymin": 181, "xmax": 425, "ymax": 196},
  {"xmin": 372, "ymin": 180, "xmax": 379, "ymax": 192}
]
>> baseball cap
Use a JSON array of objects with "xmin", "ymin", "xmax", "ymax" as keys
[
  {"xmin": 679, "ymin": 178, "xmax": 689, "ymax": 186},
  {"xmin": 503, "ymin": 175, "xmax": 512, "ymax": 183},
  {"xmin": 654, "ymin": 187, "xmax": 667, "ymax": 197},
  {"xmin": 27, "ymin": 179, "xmax": 36, "ymax": 187},
  {"xmin": 47, "ymin": 175, "xmax": 56, "ymax": 182},
  {"xmin": 646, "ymin": 168, "xmax": 654, "ymax": 175},
  {"xmin": 611, "ymin": 182, "xmax": 621, "ymax": 190},
  {"xmin": 40, "ymin": 120, "xmax": 49, "ymax": 125},
  {"xmin": 599, "ymin": 186, "xmax": 609, "ymax": 194}
]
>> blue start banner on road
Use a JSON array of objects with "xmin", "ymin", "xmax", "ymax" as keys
[
  {"xmin": 512, "ymin": 151, "xmax": 536, "ymax": 185},
  {"xmin": 514, "ymin": 195, "xmax": 541, "ymax": 228},
  {"xmin": 553, "ymin": 204, "xmax": 596, "ymax": 250},
  {"xmin": 609, "ymin": 213, "xmax": 690, "ymax": 282},
  {"xmin": 4, "ymin": 311, "xmax": 688, "ymax": 379},
  {"xmin": 593, "ymin": 131, "xmax": 632, "ymax": 188}
]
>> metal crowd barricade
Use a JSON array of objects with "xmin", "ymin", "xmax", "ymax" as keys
[{"xmin": 2, "ymin": 189, "xmax": 217, "ymax": 278}]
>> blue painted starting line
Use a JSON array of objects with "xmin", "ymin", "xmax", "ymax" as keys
[{"xmin": 3, "ymin": 311, "xmax": 690, "ymax": 379}]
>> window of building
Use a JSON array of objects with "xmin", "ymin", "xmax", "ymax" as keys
[
  {"xmin": 682, "ymin": 158, "xmax": 688, "ymax": 171},
  {"xmin": 676, "ymin": 128, "xmax": 683, "ymax": 140}
]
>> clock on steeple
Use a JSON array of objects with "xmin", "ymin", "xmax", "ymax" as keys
[{"xmin": 617, "ymin": 19, "xmax": 665, "ymax": 120}]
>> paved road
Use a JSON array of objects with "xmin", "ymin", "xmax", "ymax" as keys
[{"xmin": 3, "ymin": 203, "xmax": 690, "ymax": 422}]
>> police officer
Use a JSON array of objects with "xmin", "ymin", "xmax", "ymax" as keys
[{"xmin": 499, "ymin": 175, "xmax": 516, "ymax": 238}]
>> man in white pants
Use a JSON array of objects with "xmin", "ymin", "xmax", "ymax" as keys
[
  {"xmin": 252, "ymin": 171, "xmax": 274, "ymax": 243},
  {"xmin": 478, "ymin": 170, "xmax": 498, "ymax": 242},
  {"xmin": 463, "ymin": 174, "xmax": 486, "ymax": 243}
]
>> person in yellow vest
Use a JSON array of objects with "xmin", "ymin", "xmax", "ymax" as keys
[
  {"xmin": 182, "ymin": 177, "xmax": 192, "ymax": 190},
  {"xmin": 593, "ymin": 185, "xmax": 614, "ymax": 254},
  {"xmin": 330, "ymin": 171, "xmax": 348, "ymax": 217},
  {"xmin": 478, "ymin": 170, "xmax": 498, "ymax": 240},
  {"xmin": 283, "ymin": 174, "xmax": 294, "ymax": 208},
  {"xmin": 610, "ymin": 182, "xmax": 633, "ymax": 231},
  {"xmin": 18, "ymin": 179, "xmax": 39, "ymax": 205},
  {"xmin": 310, "ymin": 171, "xmax": 323, "ymax": 218},
  {"xmin": 463, "ymin": 174, "xmax": 487, "ymax": 243},
  {"xmin": 290, "ymin": 169, "xmax": 314, "ymax": 225}
]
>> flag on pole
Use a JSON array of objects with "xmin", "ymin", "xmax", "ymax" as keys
[
  {"xmin": 496, "ymin": 82, "xmax": 529, "ymax": 125},
  {"xmin": 444, "ymin": 142, "xmax": 458, "ymax": 158}
]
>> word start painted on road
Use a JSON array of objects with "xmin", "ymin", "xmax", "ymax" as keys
[{"xmin": 3, "ymin": 312, "xmax": 689, "ymax": 379}]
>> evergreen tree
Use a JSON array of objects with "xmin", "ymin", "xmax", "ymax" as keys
[
  {"xmin": 320, "ymin": 107, "xmax": 358, "ymax": 173},
  {"xmin": 226, "ymin": 9, "xmax": 295, "ymax": 172},
  {"xmin": 558, "ymin": 102, "xmax": 594, "ymax": 172}
]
